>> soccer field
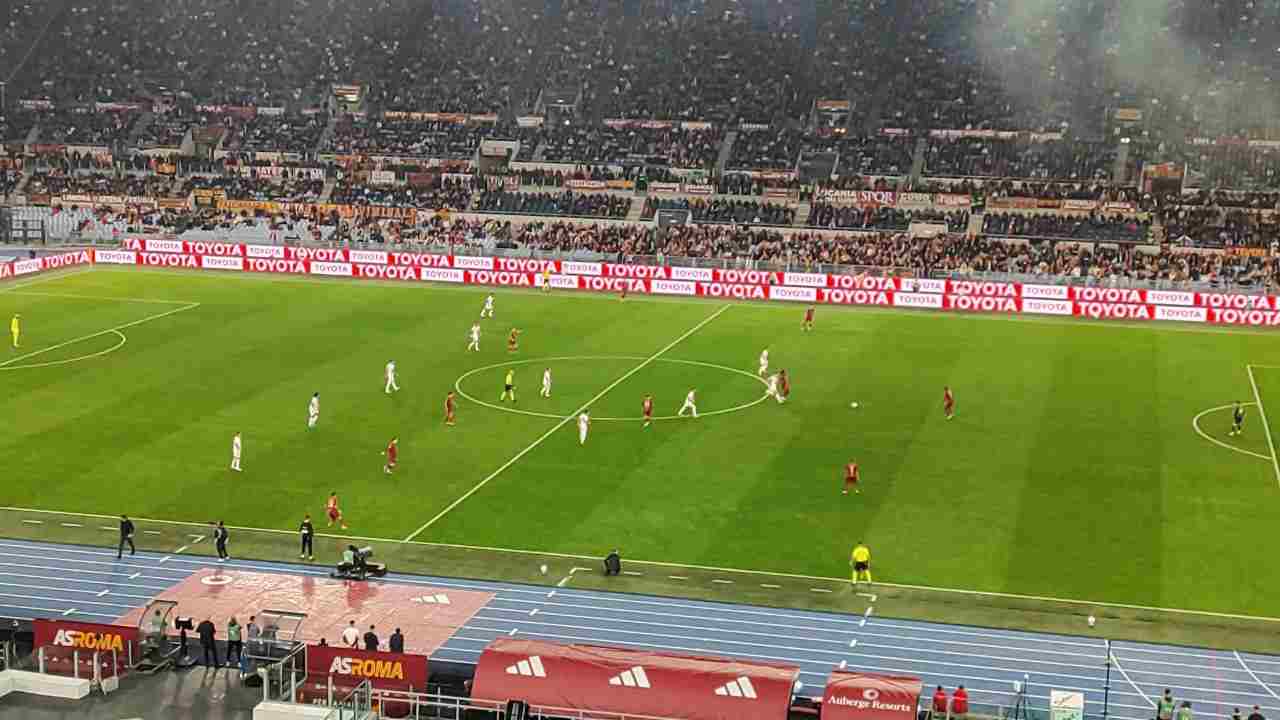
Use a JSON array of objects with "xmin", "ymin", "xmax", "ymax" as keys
[{"xmin": 2, "ymin": 266, "xmax": 1279, "ymax": 619}]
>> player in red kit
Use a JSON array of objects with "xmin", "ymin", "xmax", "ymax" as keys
[
  {"xmin": 383, "ymin": 437, "xmax": 398, "ymax": 474},
  {"xmin": 943, "ymin": 386, "xmax": 955, "ymax": 420},
  {"xmin": 779, "ymin": 369, "xmax": 791, "ymax": 402},
  {"xmin": 507, "ymin": 328, "xmax": 520, "ymax": 353},
  {"xmin": 326, "ymin": 492, "xmax": 348, "ymax": 529},
  {"xmin": 802, "ymin": 306, "xmax": 815, "ymax": 331},
  {"xmin": 843, "ymin": 461, "xmax": 860, "ymax": 495},
  {"xmin": 642, "ymin": 394, "xmax": 654, "ymax": 428},
  {"xmin": 444, "ymin": 391, "xmax": 456, "ymax": 426}
]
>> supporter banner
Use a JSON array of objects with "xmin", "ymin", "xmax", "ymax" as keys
[
  {"xmin": 817, "ymin": 189, "xmax": 897, "ymax": 207},
  {"xmin": 749, "ymin": 170, "xmax": 797, "ymax": 182},
  {"xmin": 1102, "ymin": 202, "xmax": 1137, "ymax": 213},
  {"xmin": 739, "ymin": 123, "xmax": 771, "ymax": 132},
  {"xmin": 605, "ymin": 179, "xmax": 635, "ymax": 190},
  {"xmin": 683, "ymin": 184, "xmax": 714, "ymax": 196},
  {"xmin": 20, "ymin": 98, "xmax": 54, "ymax": 110},
  {"xmin": 988, "ymin": 197, "xmax": 1039, "ymax": 210},
  {"xmin": 1037, "ymin": 199, "xmax": 1062, "ymax": 209},
  {"xmin": 816, "ymin": 100, "xmax": 851, "ymax": 111},
  {"xmin": 515, "ymin": 116, "xmax": 545, "ymax": 128},
  {"xmin": 930, "ymin": 129, "xmax": 1019, "ymax": 140},
  {"xmin": 1061, "ymin": 199, "xmax": 1098, "ymax": 211},
  {"xmin": 681, "ymin": 121, "xmax": 714, "ymax": 131},
  {"xmin": 306, "ymin": 644, "xmax": 428, "ymax": 689},
  {"xmin": 649, "ymin": 182, "xmax": 682, "ymax": 194},
  {"xmin": 33, "ymin": 619, "xmax": 138, "ymax": 653},
  {"xmin": 158, "ymin": 197, "xmax": 193, "ymax": 210},
  {"xmin": 896, "ymin": 192, "xmax": 932, "ymax": 209},
  {"xmin": 764, "ymin": 187, "xmax": 800, "ymax": 202},
  {"xmin": 880, "ymin": 128, "xmax": 911, "ymax": 137},
  {"xmin": 94, "ymin": 102, "xmax": 144, "ymax": 113},
  {"xmin": 258, "ymin": 106, "xmax": 285, "ymax": 117},
  {"xmin": 194, "ymin": 189, "xmax": 227, "ymax": 206},
  {"xmin": 469, "ymin": 113, "xmax": 499, "ymax": 124},
  {"xmin": 55, "ymin": 195, "xmax": 156, "ymax": 210},
  {"xmin": 370, "ymin": 169, "xmax": 397, "ymax": 185},
  {"xmin": 218, "ymin": 199, "xmax": 281, "ymax": 214},
  {"xmin": 934, "ymin": 194, "xmax": 972, "ymax": 208},
  {"xmin": 566, "ymin": 179, "xmax": 607, "ymax": 191},
  {"xmin": 1114, "ymin": 108, "xmax": 1143, "ymax": 122}
]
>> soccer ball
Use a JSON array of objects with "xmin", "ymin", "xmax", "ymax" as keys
[
  {"xmin": 539, "ymin": 564, "xmax": 548, "ymax": 575},
  {"xmin": 850, "ymin": 402, "xmax": 859, "ymax": 409}
]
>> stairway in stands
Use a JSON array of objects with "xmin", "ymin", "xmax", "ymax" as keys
[
  {"xmin": 625, "ymin": 196, "xmax": 647, "ymax": 222},
  {"xmin": 794, "ymin": 203, "xmax": 812, "ymax": 227},
  {"xmin": 319, "ymin": 178, "xmax": 337, "ymax": 203},
  {"xmin": 715, "ymin": 131, "xmax": 737, "ymax": 176}
]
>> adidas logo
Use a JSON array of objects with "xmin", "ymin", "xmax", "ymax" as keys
[
  {"xmin": 608, "ymin": 666, "xmax": 651, "ymax": 689},
  {"xmin": 411, "ymin": 594, "xmax": 451, "ymax": 605},
  {"xmin": 714, "ymin": 677, "xmax": 757, "ymax": 699},
  {"xmin": 505, "ymin": 656, "xmax": 546, "ymax": 678}
]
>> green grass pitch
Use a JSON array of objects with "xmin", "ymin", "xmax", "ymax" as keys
[{"xmin": 2, "ymin": 266, "xmax": 1279, "ymax": 618}]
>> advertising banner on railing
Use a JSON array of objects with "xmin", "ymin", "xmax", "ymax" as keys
[
  {"xmin": 305, "ymin": 644, "xmax": 428, "ymax": 689},
  {"xmin": 816, "ymin": 190, "xmax": 897, "ymax": 207},
  {"xmin": 88, "ymin": 242, "xmax": 1280, "ymax": 328},
  {"xmin": 33, "ymin": 619, "xmax": 139, "ymax": 653}
]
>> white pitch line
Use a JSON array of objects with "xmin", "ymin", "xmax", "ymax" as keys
[
  {"xmin": 555, "ymin": 577, "xmax": 571, "ymax": 588},
  {"xmin": 810, "ymin": 588, "xmax": 832, "ymax": 594},
  {"xmin": 1192, "ymin": 403, "xmax": 1272, "ymax": 461},
  {"xmin": 0, "ymin": 301, "xmax": 200, "ymax": 368},
  {"xmin": 401, "ymin": 303, "xmax": 730, "ymax": 542},
  {"xmin": 760, "ymin": 583, "xmax": 780, "ymax": 589},
  {"xmin": 668, "ymin": 576, "xmax": 688, "ymax": 581},
  {"xmin": 711, "ymin": 579, "xmax": 734, "ymax": 585},
  {"xmin": 1235, "ymin": 650, "xmax": 1280, "ymax": 700},
  {"xmin": 98, "ymin": 526, "xmax": 116, "ymax": 532},
  {"xmin": 21, "ymin": 520, "xmax": 42, "ymax": 525},
  {"xmin": 7, "ymin": 290, "xmax": 196, "ymax": 305},
  {"xmin": 1247, "ymin": 366, "xmax": 1280, "ymax": 489},
  {"xmin": 0, "ymin": 266, "xmax": 95, "ymax": 293},
  {"xmin": 60, "ymin": 522, "xmax": 82, "ymax": 527},
  {"xmin": 622, "ymin": 571, "xmax": 644, "ymax": 577},
  {"xmin": 7, "ymin": 506, "xmax": 1280, "ymax": 626},
  {"xmin": 173, "ymin": 545, "xmax": 190, "ymax": 554}
]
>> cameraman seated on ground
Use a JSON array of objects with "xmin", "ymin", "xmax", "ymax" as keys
[
  {"xmin": 603, "ymin": 549, "xmax": 621, "ymax": 577},
  {"xmin": 333, "ymin": 544, "xmax": 387, "ymax": 581}
]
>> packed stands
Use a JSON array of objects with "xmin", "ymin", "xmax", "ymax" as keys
[
  {"xmin": 473, "ymin": 189, "xmax": 631, "ymax": 219},
  {"xmin": 641, "ymin": 198, "xmax": 796, "ymax": 226}
]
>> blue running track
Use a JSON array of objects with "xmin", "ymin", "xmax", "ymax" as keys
[{"xmin": 0, "ymin": 539, "xmax": 1275, "ymax": 720}]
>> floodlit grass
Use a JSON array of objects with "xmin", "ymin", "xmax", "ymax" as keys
[{"xmin": 2, "ymin": 267, "xmax": 1279, "ymax": 618}]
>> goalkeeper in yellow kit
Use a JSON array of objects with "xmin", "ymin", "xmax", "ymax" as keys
[
  {"xmin": 9, "ymin": 314, "xmax": 18, "ymax": 349},
  {"xmin": 850, "ymin": 542, "xmax": 872, "ymax": 586}
]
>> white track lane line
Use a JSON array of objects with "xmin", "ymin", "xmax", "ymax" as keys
[{"xmin": 1235, "ymin": 651, "xmax": 1280, "ymax": 700}]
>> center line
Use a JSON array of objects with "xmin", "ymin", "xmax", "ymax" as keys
[{"xmin": 401, "ymin": 304, "xmax": 730, "ymax": 542}]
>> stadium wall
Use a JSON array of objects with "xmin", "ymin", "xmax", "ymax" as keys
[{"xmin": 7, "ymin": 243, "xmax": 1280, "ymax": 328}]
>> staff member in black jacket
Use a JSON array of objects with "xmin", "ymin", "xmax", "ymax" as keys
[
  {"xmin": 299, "ymin": 514, "xmax": 315, "ymax": 561},
  {"xmin": 213, "ymin": 521, "xmax": 229, "ymax": 561},
  {"xmin": 117, "ymin": 515, "xmax": 135, "ymax": 559}
]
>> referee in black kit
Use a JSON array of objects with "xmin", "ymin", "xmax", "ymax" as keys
[
  {"xmin": 299, "ymin": 514, "xmax": 315, "ymax": 560},
  {"xmin": 117, "ymin": 515, "xmax": 135, "ymax": 559}
]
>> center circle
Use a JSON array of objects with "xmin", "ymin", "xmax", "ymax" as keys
[{"xmin": 454, "ymin": 356, "xmax": 771, "ymax": 421}]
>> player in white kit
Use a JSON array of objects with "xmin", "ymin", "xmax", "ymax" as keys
[
  {"xmin": 678, "ymin": 389, "xmax": 698, "ymax": 418},
  {"xmin": 766, "ymin": 373, "xmax": 780, "ymax": 401},
  {"xmin": 480, "ymin": 295, "xmax": 495, "ymax": 318},
  {"xmin": 467, "ymin": 323, "xmax": 481, "ymax": 351},
  {"xmin": 758, "ymin": 349, "xmax": 770, "ymax": 377},
  {"xmin": 385, "ymin": 360, "xmax": 400, "ymax": 394},
  {"xmin": 230, "ymin": 432, "xmax": 242, "ymax": 471},
  {"xmin": 577, "ymin": 411, "xmax": 591, "ymax": 445},
  {"xmin": 540, "ymin": 368, "xmax": 552, "ymax": 398},
  {"xmin": 308, "ymin": 392, "xmax": 320, "ymax": 428}
]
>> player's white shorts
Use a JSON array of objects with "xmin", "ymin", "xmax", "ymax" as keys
[
  {"xmin": 679, "ymin": 400, "xmax": 698, "ymax": 417},
  {"xmin": 578, "ymin": 427, "xmax": 588, "ymax": 444}
]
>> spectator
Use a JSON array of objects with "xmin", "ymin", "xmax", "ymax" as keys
[
  {"xmin": 389, "ymin": 628, "xmax": 404, "ymax": 654},
  {"xmin": 117, "ymin": 514, "xmax": 135, "ymax": 559},
  {"xmin": 226, "ymin": 617, "xmax": 243, "ymax": 667},
  {"xmin": 363, "ymin": 625, "xmax": 379, "ymax": 652},
  {"xmin": 1247, "ymin": 706, "xmax": 1265, "ymax": 720},
  {"xmin": 951, "ymin": 685, "xmax": 968, "ymax": 717},
  {"xmin": 342, "ymin": 620, "xmax": 360, "ymax": 648},
  {"xmin": 196, "ymin": 617, "xmax": 218, "ymax": 668}
]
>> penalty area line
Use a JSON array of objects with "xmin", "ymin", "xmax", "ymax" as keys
[
  {"xmin": 0, "ymin": 301, "xmax": 201, "ymax": 368},
  {"xmin": 401, "ymin": 303, "xmax": 731, "ymax": 543},
  {"xmin": 1190, "ymin": 403, "xmax": 1272, "ymax": 461},
  {"xmin": 1246, "ymin": 365, "xmax": 1280, "ymax": 489}
]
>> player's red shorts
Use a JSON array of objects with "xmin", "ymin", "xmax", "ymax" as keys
[{"xmin": 327, "ymin": 507, "xmax": 340, "ymax": 521}]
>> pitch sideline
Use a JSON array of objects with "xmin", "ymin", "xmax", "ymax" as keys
[{"xmin": 3, "ymin": 504, "xmax": 1280, "ymax": 626}]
